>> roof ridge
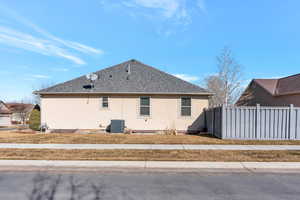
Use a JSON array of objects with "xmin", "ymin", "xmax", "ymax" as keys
[
  {"xmin": 134, "ymin": 60, "xmax": 208, "ymax": 92},
  {"xmin": 253, "ymin": 78, "xmax": 279, "ymax": 81},
  {"xmin": 94, "ymin": 59, "xmax": 133, "ymax": 74},
  {"xmin": 274, "ymin": 79, "xmax": 280, "ymax": 95},
  {"xmin": 278, "ymin": 73, "xmax": 300, "ymax": 80},
  {"xmin": 253, "ymin": 79, "xmax": 277, "ymax": 95},
  {"xmin": 275, "ymin": 73, "xmax": 300, "ymax": 96},
  {"xmin": 35, "ymin": 59, "xmax": 211, "ymax": 95}
]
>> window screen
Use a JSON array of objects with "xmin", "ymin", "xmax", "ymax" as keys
[
  {"xmin": 102, "ymin": 97, "xmax": 108, "ymax": 108},
  {"xmin": 140, "ymin": 97, "xmax": 150, "ymax": 116},
  {"xmin": 181, "ymin": 97, "xmax": 191, "ymax": 116}
]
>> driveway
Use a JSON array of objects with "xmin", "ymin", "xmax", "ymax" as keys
[{"xmin": 0, "ymin": 171, "xmax": 299, "ymax": 200}]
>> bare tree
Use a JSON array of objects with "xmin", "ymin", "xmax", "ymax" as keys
[
  {"xmin": 17, "ymin": 103, "xmax": 30, "ymax": 125},
  {"xmin": 9, "ymin": 99, "xmax": 33, "ymax": 125},
  {"xmin": 204, "ymin": 47, "xmax": 243, "ymax": 106},
  {"xmin": 33, "ymin": 82, "xmax": 56, "ymax": 105}
]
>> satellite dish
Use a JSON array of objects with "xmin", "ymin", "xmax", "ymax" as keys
[{"xmin": 86, "ymin": 73, "xmax": 98, "ymax": 81}]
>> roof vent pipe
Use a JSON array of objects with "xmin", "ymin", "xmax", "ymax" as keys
[{"xmin": 126, "ymin": 63, "xmax": 131, "ymax": 75}]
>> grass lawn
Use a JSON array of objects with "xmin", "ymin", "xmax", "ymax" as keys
[
  {"xmin": 0, "ymin": 149, "xmax": 300, "ymax": 161},
  {"xmin": 1, "ymin": 131, "xmax": 300, "ymax": 145}
]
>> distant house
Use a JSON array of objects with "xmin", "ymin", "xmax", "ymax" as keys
[
  {"xmin": 6, "ymin": 103, "xmax": 35, "ymax": 124},
  {"xmin": 35, "ymin": 59, "xmax": 212, "ymax": 132},
  {"xmin": 0, "ymin": 101, "xmax": 12, "ymax": 126},
  {"xmin": 236, "ymin": 74, "xmax": 300, "ymax": 106}
]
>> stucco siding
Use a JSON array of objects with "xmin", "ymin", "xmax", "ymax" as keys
[{"xmin": 41, "ymin": 94, "xmax": 209, "ymax": 131}]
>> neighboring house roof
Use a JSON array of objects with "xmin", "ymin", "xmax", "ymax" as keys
[
  {"xmin": 253, "ymin": 73, "xmax": 300, "ymax": 96},
  {"xmin": 276, "ymin": 74, "xmax": 300, "ymax": 95},
  {"xmin": 35, "ymin": 59, "xmax": 211, "ymax": 95},
  {"xmin": 253, "ymin": 79, "xmax": 278, "ymax": 95},
  {"xmin": 6, "ymin": 103, "xmax": 34, "ymax": 113},
  {"xmin": 0, "ymin": 101, "xmax": 12, "ymax": 114}
]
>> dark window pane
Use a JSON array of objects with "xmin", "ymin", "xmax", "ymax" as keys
[
  {"xmin": 102, "ymin": 102, "xmax": 108, "ymax": 107},
  {"xmin": 181, "ymin": 107, "xmax": 191, "ymax": 116},
  {"xmin": 181, "ymin": 97, "xmax": 191, "ymax": 106},
  {"xmin": 141, "ymin": 97, "xmax": 150, "ymax": 106},
  {"xmin": 102, "ymin": 97, "xmax": 108, "ymax": 108},
  {"xmin": 140, "ymin": 107, "xmax": 150, "ymax": 116},
  {"xmin": 103, "ymin": 97, "xmax": 108, "ymax": 102}
]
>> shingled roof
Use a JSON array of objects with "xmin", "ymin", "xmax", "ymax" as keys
[
  {"xmin": 35, "ymin": 59, "xmax": 211, "ymax": 95},
  {"xmin": 253, "ymin": 73, "xmax": 300, "ymax": 96}
]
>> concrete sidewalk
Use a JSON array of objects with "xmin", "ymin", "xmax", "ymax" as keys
[
  {"xmin": 0, "ymin": 143, "xmax": 300, "ymax": 150},
  {"xmin": 0, "ymin": 160, "xmax": 300, "ymax": 170}
]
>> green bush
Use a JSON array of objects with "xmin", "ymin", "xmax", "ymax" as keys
[{"xmin": 29, "ymin": 109, "xmax": 41, "ymax": 131}]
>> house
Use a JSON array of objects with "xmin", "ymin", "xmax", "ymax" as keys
[
  {"xmin": 236, "ymin": 73, "xmax": 300, "ymax": 106},
  {"xmin": 0, "ymin": 101, "xmax": 12, "ymax": 127},
  {"xmin": 35, "ymin": 59, "xmax": 212, "ymax": 133},
  {"xmin": 6, "ymin": 103, "xmax": 35, "ymax": 124}
]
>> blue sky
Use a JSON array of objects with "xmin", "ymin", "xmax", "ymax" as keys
[{"xmin": 0, "ymin": 0, "xmax": 300, "ymax": 101}]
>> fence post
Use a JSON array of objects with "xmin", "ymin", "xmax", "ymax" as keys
[
  {"xmin": 256, "ymin": 104, "xmax": 260, "ymax": 139},
  {"xmin": 289, "ymin": 104, "xmax": 295, "ymax": 140},
  {"xmin": 221, "ymin": 104, "xmax": 226, "ymax": 139},
  {"xmin": 210, "ymin": 108, "xmax": 214, "ymax": 136},
  {"xmin": 204, "ymin": 108, "xmax": 206, "ymax": 131}
]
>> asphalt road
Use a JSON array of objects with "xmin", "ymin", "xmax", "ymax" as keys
[{"xmin": 0, "ymin": 171, "xmax": 299, "ymax": 200}]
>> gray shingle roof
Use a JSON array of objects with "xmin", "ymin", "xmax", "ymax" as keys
[{"xmin": 35, "ymin": 60, "xmax": 210, "ymax": 95}]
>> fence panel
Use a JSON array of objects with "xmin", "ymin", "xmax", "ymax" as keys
[
  {"xmin": 205, "ymin": 105, "xmax": 300, "ymax": 140},
  {"xmin": 295, "ymin": 109, "xmax": 300, "ymax": 139}
]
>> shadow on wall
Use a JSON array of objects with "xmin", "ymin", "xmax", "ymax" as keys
[{"xmin": 187, "ymin": 111, "xmax": 206, "ymax": 134}]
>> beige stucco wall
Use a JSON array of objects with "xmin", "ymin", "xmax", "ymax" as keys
[{"xmin": 40, "ymin": 94, "xmax": 209, "ymax": 132}]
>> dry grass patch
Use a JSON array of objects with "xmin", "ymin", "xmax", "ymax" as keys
[
  {"xmin": 0, "ymin": 149, "xmax": 300, "ymax": 161},
  {"xmin": 1, "ymin": 131, "xmax": 300, "ymax": 145}
]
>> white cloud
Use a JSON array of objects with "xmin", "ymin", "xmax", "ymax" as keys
[
  {"xmin": 22, "ymin": 20, "xmax": 103, "ymax": 56},
  {"xmin": 0, "ymin": 5, "xmax": 104, "ymax": 65},
  {"xmin": 51, "ymin": 68, "xmax": 69, "ymax": 72},
  {"xmin": 100, "ymin": 0, "xmax": 206, "ymax": 28},
  {"xmin": 23, "ymin": 78, "xmax": 35, "ymax": 81},
  {"xmin": 173, "ymin": 74, "xmax": 199, "ymax": 82},
  {"xmin": 31, "ymin": 74, "xmax": 51, "ymax": 79},
  {"xmin": 66, "ymin": 41, "xmax": 104, "ymax": 54},
  {"xmin": 0, "ymin": 26, "xmax": 86, "ymax": 65},
  {"xmin": 132, "ymin": 0, "xmax": 180, "ymax": 18}
]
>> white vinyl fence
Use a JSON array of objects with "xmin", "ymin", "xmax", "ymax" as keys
[{"xmin": 205, "ymin": 104, "xmax": 300, "ymax": 140}]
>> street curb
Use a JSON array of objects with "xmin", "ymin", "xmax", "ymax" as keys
[{"xmin": 0, "ymin": 160, "xmax": 300, "ymax": 170}]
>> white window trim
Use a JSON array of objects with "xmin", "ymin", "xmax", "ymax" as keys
[
  {"xmin": 179, "ymin": 96, "xmax": 192, "ymax": 118},
  {"xmin": 138, "ymin": 96, "xmax": 151, "ymax": 118},
  {"xmin": 100, "ymin": 96, "xmax": 110, "ymax": 110}
]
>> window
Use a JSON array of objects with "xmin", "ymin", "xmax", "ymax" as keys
[
  {"xmin": 102, "ymin": 97, "xmax": 108, "ymax": 108},
  {"xmin": 181, "ymin": 97, "xmax": 191, "ymax": 116},
  {"xmin": 140, "ymin": 97, "xmax": 150, "ymax": 116}
]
